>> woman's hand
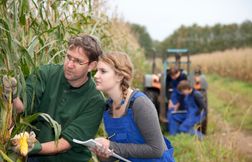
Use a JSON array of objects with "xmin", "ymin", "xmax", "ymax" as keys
[{"xmin": 90, "ymin": 137, "xmax": 113, "ymax": 159}]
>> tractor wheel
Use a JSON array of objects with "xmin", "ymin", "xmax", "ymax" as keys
[{"xmin": 144, "ymin": 89, "xmax": 160, "ymax": 115}]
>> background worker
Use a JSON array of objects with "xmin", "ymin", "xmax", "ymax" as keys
[
  {"xmin": 192, "ymin": 65, "xmax": 208, "ymax": 134},
  {"xmin": 164, "ymin": 66, "xmax": 187, "ymax": 130},
  {"xmin": 169, "ymin": 80, "xmax": 206, "ymax": 138}
]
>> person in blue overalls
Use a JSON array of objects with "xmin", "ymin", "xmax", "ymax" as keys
[
  {"xmin": 169, "ymin": 80, "xmax": 206, "ymax": 139},
  {"xmin": 91, "ymin": 51, "xmax": 175, "ymax": 162},
  {"xmin": 165, "ymin": 67, "xmax": 187, "ymax": 130},
  {"xmin": 166, "ymin": 67, "xmax": 187, "ymax": 110}
]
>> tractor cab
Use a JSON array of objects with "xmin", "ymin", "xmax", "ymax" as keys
[
  {"xmin": 163, "ymin": 48, "xmax": 191, "ymax": 103},
  {"xmin": 144, "ymin": 48, "xmax": 208, "ymax": 134},
  {"xmin": 143, "ymin": 48, "xmax": 190, "ymax": 116}
]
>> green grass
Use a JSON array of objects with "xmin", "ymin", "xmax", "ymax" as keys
[
  {"xmin": 207, "ymin": 90, "xmax": 252, "ymax": 131},
  {"xmin": 208, "ymin": 74, "xmax": 252, "ymax": 97},
  {"xmin": 207, "ymin": 74, "xmax": 252, "ymax": 132},
  {"xmin": 166, "ymin": 133, "xmax": 245, "ymax": 162}
]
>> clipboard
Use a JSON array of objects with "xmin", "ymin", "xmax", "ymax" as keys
[{"xmin": 73, "ymin": 139, "xmax": 131, "ymax": 162}]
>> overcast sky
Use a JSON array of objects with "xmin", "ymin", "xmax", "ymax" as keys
[{"xmin": 107, "ymin": 0, "xmax": 252, "ymax": 41}]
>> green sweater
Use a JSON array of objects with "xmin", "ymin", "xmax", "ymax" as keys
[{"xmin": 25, "ymin": 64, "xmax": 105, "ymax": 162}]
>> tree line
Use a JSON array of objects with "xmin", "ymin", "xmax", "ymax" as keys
[{"xmin": 130, "ymin": 20, "xmax": 252, "ymax": 57}]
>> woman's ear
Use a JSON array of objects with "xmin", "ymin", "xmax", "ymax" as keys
[
  {"xmin": 88, "ymin": 61, "xmax": 97, "ymax": 72},
  {"xmin": 115, "ymin": 74, "xmax": 124, "ymax": 82}
]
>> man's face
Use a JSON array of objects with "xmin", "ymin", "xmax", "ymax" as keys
[
  {"xmin": 171, "ymin": 71, "xmax": 180, "ymax": 80},
  {"xmin": 181, "ymin": 89, "xmax": 191, "ymax": 95},
  {"xmin": 63, "ymin": 47, "xmax": 91, "ymax": 85}
]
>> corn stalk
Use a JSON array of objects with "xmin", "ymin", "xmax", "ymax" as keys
[{"xmin": 0, "ymin": 88, "xmax": 13, "ymax": 143}]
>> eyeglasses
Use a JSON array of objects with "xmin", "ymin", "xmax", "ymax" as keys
[{"xmin": 65, "ymin": 54, "xmax": 89, "ymax": 66}]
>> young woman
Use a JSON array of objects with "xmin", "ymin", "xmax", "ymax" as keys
[{"xmin": 93, "ymin": 51, "xmax": 175, "ymax": 162}]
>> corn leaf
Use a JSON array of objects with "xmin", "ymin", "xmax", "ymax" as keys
[
  {"xmin": 0, "ymin": 18, "xmax": 12, "ymax": 52},
  {"xmin": 0, "ymin": 149, "xmax": 13, "ymax": 162},
  {"xmin": 24, "ymin": 113, "xmax": 61, "ymax": 141},
  {"xmin": 11, "ymin": 112, "xmax": 61, "ymax": 143},
  {"xmin": 38, "ymin": 113, "xmax": 62, "ymax": 142},
  {"xmin": 19, "ymin": 0, "xmax": 29, "ymax": 25}
]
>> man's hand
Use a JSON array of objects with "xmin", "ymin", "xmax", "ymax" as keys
[
  {"xmin": 11, "ymin": 131, "xmax": 42, "ymax": 156},
  {"xmin": 2, "ymin": 75, "xmax": 18, "ymax": 101},
  {"xmin": 173, "ymin": 103, "xmax": 180, "ymax": 111}
]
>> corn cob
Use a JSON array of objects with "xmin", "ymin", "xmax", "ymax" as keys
[
  {"xmin": 11, "ymin": 131, "xmax": 37, "ymax": 156},
  {"xmin": 19, "ymin": 133, "xmax": 29, "ymax": 156}
]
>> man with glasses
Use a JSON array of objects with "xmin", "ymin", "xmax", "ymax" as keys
[{"xmin": 6, "ymin": 35, "xmax": 105, "ymax": 162}]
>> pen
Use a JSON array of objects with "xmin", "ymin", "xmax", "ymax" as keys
[{"xmin": 107, "ymin": 133, "xmax": 116, "ymax": 139}]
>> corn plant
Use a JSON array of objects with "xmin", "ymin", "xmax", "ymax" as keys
[
  {"xmin": 190, "ymin": 48, "xmax": 252, "ymax": 83},
  {"xmin": 0, "ymin": 0, "xmax": 110, "ymax": 161}
]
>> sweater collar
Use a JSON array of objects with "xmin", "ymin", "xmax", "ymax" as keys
[{"xmin": 61, "ymin": 72, "xmax": 93, "ymax": 93}]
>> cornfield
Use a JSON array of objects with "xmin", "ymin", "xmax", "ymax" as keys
[
  {"xmin": 190, "ymin": 48, "xmax": 252, "ymax": 82},
  {"xmin": 0, "ymin": 0, "xmax": 149, "ymax": 161}
]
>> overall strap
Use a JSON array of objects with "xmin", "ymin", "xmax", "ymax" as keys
[
  {"xmin": 105, "ymin": 98, "xmax": 113, "ymax": 111},
  {"xmin": 128, "ymin": 90, "xmax": 145, "ymax": 108}
]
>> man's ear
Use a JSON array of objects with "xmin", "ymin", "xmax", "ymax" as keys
[{"xmin": 88, "ymin": 61, "xmax": 97, "ymax": 72}]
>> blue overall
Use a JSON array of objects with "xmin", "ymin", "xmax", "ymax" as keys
[
  {"xmin": 166, "ymin": 72, "xmax": 187, "ymax": 108},
  {"xmin": 168, "ymin": 90, "xmax": 206, "ymax": 138},
  {"xmin": 104, "ymin": 91, "xmax": 175, "ymax": 162},
  {"xmin": 167, "ymin": 89, "xmax": 185, "ymax": 132},
  {"xmin": 170, "ymin": 89, "xmax": 185, "ymax": 109}
]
